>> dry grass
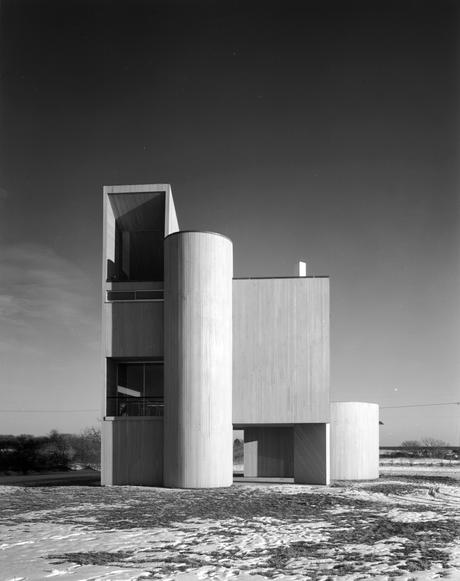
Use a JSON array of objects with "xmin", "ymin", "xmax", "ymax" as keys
[{"xmin": 1, "ymin": 473, "xmax": 459, "ymax": 580}]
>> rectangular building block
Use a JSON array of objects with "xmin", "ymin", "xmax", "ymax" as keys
[{"xmin": 233, "ymin": 278, "xmax": 330, "ymax": 424}]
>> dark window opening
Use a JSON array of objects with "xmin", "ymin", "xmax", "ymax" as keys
[
  {"xmin": 109, "ymin": 227, "xmax": 164, "ymax": 282},
  {"xmin": 106, "ymin": 361, "xmax": 164, "ymax": 417},
  {"xmin": 107, "ymin": 291, "xmax": 135, "ymax": 301},
  {"xmin": 106, "ymin": 192, "xmax": 165, "ymax": 282},
  {"xmin": 106, "ymin": 290, "xmax": 164, "ymax": 301}
]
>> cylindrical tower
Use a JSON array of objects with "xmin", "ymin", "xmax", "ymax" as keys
[
  {"xmin": 164, "ymin": 231, "xmax": 233, "ymax": 488},
  {"xmin": 330, "ymin": 402, "xmax": 379, "ymax": 480}
]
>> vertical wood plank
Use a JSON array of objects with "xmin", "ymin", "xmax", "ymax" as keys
[
  {"xmin": 294, "ymin": 423, "xmax": 330, "ymax": 485},
  {"xmin": 101, "ymin": 418, "xmax": 163, "ymax": 486},
  {"xmin": 244, "ymin": 427, "xmax": 294, "ymax": 477}
]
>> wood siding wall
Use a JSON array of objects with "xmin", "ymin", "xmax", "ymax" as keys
[
  {"xmin": 164, "ymin": 232, "xmax": 233, "ymax": 488},
  {"xmin": 293, "ymin": 423, "xmax": 330, "ymax": 485},
  {"xmin": 244, "ymin": 427, "xmax": 294, "ymax": 477},
  {"xmin": 233, "ymin": 278, "xmax": 330, "ymax": 424},
  {"xmin": 105, "ymin": 301, "xmax": 164, "ymax": 358},
  {"xmin": 330, "ymin": 402, "xmax": 379, "ymax": 480},
  {"xmin": 101, "ymin": 417, "xmax": 163, "ymax": 485}
]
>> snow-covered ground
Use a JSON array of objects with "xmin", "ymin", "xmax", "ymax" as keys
[
  {"xmin": 1, "ymin": 474, "xmax": 459, "ymax": 581},
  {"xmin": 380, "ymin": 464, "xmax": 460, "ymax": 481}
]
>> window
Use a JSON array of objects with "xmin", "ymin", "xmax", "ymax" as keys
[
  {"xmin": 107, "ymin": 361, "xmax": 164, "ymax": 417},
  {"xmin": 112, "ymin": 228, "xmax": 164, "ymax": 282},
  {"xmin": 107, "ymin": 291, "xmax": 136, "ymax": 301},
  {"xmin": 106, "ymin": 290, "xmax": 164, "ymax": 301}
]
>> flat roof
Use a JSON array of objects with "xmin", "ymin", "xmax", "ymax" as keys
[
  {"xmin": 233, "ymin": 275, "xmax": 329, "ymax": 280},
  {"xmin": 164, "ymin": 230, "xmax": 232, "ymax": 243},
  {"xmin": 103, "ymin": 184, "xmax": 171, "ymax": 194}
]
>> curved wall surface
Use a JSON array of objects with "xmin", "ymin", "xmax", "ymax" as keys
[
  {"xmin": 164, "ymin": 232, "xmax": 233, "ymax": 488},
  {"xmin": 330, "ymin": 402, "xmax": 379, "ymax": 480}
]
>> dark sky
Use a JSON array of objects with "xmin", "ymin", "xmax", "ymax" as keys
[{"xmin": 0, "ymin": 0, "xmax": 458, "ymax": 444}]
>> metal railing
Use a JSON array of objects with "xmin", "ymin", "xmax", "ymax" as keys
[{"xmin": 107, "ymin": 396, "xmax": 164, "ymax": 417}]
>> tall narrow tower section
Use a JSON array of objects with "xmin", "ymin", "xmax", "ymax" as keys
[{"xmin": 164, "ymin": 231, "xmax": 233, "ymax": 488}]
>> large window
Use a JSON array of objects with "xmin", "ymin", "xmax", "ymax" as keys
[
  {"xmin": 107, "ymin": 361, "xmax": 164, "ymax": 417},
  {"xmin": 111, "ymin": 228, "xmax": 164, "ymax": 282}
]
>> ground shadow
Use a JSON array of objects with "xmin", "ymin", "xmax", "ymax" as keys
[{"xmin": 0, "ymin": 469, "xmax": 101, "ymax": 487}]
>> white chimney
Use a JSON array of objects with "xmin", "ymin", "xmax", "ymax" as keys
[{"xmin": 298, "ymin": 261, "xmax": 307, "ymax": 277}]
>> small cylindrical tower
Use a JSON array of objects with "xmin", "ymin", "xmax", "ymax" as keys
[
  {"xmin": 330, "ymin": 402, "xmax": 379, "ymax": 480},
  {"xmin": 164, "ymin": 231, "xmax": 233, "ymax": 488}
]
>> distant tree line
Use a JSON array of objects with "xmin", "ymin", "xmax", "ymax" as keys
[
  {"xmin": 0, "ymin": 427, "xmax": 101, "ymax": 474},
  {"xmin": 233, "ymin": 438, "xmax": 243, "ymax": 464},
  {"xmin": 379, "ymin": 437, "xmax": 458, "ymax": 460},
  {"xmin": 399, "ymin": 437, "xmax": 457, "ymax": 459}
]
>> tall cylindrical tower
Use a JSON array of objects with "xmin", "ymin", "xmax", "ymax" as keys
[
  {"xmin": 330, "ymin": 402, "xmax": 379, "ymax": 480},
  {"xmin": 164, "ymin": 231, "xmax": 233, "ymax": 488}
]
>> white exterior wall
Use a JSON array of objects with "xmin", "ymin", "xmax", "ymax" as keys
[
  {"xmin": 233, "ymin": 277, "xmax": 330, "ymax": 424},
  {"xmin": 164, "ymin": 232, "xmax": 233, "ymax": 488},
  {"xmin": 330, "ymin": 402, "xmax": 379, "ymax": 480},
  {"xmin": 165, "ymin": 189, "xmax": 179, "ymax": 236}
]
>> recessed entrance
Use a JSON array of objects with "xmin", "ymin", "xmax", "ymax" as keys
[
  {"xmin": 234, "ymin": 424, "xmax": 330, "ymax": 485},
  {"xmin": 244, "ymin": 427, "xmax": 294, "ymax": 478}
]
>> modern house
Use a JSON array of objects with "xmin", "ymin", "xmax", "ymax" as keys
[{"xmin": 101, "ymin": 184, "xmax": 379, "ymax": 488}]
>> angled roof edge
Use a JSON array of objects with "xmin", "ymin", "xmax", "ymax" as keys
[
  {"xmin": 102, "ymin": 183, "xmax": 180, "ymax": 234},
  {"xmin": 165, "ymin": 188, "xmax": 179, "ymax": 236},
  {"xmin": 103, "ymin": 183, "xmax": 172, "ymax": 195}
]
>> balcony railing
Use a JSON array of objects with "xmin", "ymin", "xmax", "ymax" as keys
[{"xmin": 107, "ymin": 396, "xmax": 164, "ymax": 417}]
